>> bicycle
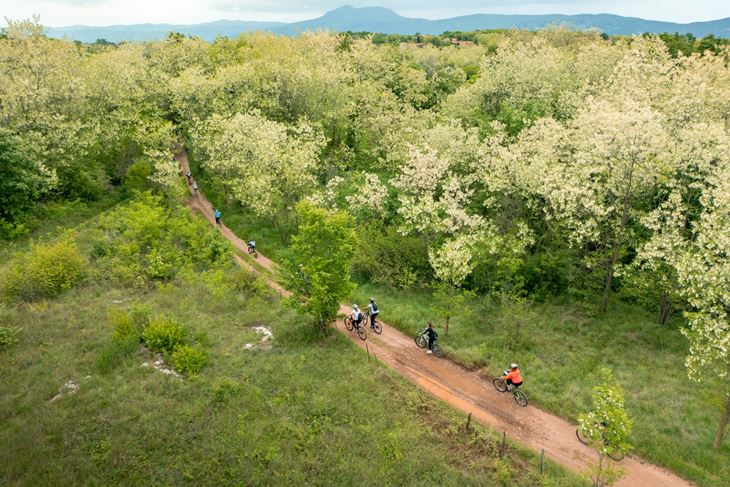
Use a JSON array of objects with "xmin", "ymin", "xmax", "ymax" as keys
[
  {"xmin": 343, "ymin": 316, "xmax": 367, "ymax": 340},
  {"xmin": 492, "ymin": 375, "xmax": 529, "ymax": 407},
  {"xmin": 414, "ymin": 331, "xmax": 444, "ymax": 357},
  {"xmin": 247, "ymin": 245, "xmax": 258, "ymax": 259},
  {"xmin": 363, "ymin": 311, "xmax": 383, "ymax": 334},
  {"xmin": 576, "ymin": 425, "xmax": 625, "ymax": 461}
]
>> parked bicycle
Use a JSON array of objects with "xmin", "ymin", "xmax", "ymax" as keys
[
  {"xmin": 343, "ymin": 315, "xmax": 367, "ymax": 340},
  {"xmin": 576, "ymin": 425, "xmax": 625, "ymax": 461},
  {"xmin": 414, "ymin": 331, "xmax": 444, "ymax": 357},
  {"xmin": 492, "ymin": 375, "xmax": 529, "ymax": 407},
  {"xmin": 363, "ymin": 311, "xmax": 383, "ymax": 334}
]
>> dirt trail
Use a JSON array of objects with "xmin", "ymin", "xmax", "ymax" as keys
[{"xmin": 176, "ymin": 150, "xmax": 694, "ymax": 487}]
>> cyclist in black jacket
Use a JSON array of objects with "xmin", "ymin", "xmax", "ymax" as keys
[{"xmin": 422, "ymin": 322, "xmax": 438, "ymax": 353}]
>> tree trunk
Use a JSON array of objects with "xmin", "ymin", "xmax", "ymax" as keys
[
  {"xmin": 600, "ymin": 247, "xmax": 619, "ymax": 315},
  {"xmin": 601, "ymin": 154, "xmax": 637, "ymax": 315},
  {"xmin": 444, "ymin": 315, "xmax": 450, "ymax": 337},
  {"xmin": 713, "ymin": 393, "xmax": 730, "ymax": 449},
  {"xmin": 657, "ymin": 294, "xmax": 672, "ymax": 325},
  {"xmin": 595, "ymin": 451, "xmax": 605, "ymax": 487}
]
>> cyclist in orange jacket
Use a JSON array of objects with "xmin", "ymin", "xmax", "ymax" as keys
[{"xmin": 502, "ymin": 363, "xmax": 523, "ymax": 389}]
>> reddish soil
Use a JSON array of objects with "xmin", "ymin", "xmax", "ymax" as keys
[{"xmin": 176, "ymin": 150, "xmax": 694, "ymax": 487}]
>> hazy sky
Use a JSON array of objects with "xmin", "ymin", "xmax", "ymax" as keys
[{"xmin": 2, "ymin": 0, "xmax": 728, "ymax": 27}]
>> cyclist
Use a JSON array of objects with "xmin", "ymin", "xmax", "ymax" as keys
[
  {"xmin": 367, "ymin": 297, "xmax": 379, "ymax": 329},
  {"xmin": 185, "ymin": 170, "xmax": 192, "ymax": 182},
  {"xmin": 502, "ymin": 364, "xmax": 523, "ymax": 390},
  {"xmin": 214, "ymin": 209, "xmax": 221, "ymax": 225},
  {"xmin": 247, "ymin": 239, "xmax": 256, "ymax": 253},
  {"xmin": 422, "ymin": 321, "xmax": 438, "ymax": 354},
  {"xmin": 351, "ymin": 304, "xmax": 363, "ymax": 329},
  {"xmin": 192, "ymin": 181, "xmax": 198, "ymax": 196}
]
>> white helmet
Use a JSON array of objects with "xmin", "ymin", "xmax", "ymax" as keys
[
  {"xmin": 353, "ymin": 304, "xmax": 359, "ymax": 309},
  {"xmin": 510, "ymin": 363, "xmax": 518, "ymax": 369}
]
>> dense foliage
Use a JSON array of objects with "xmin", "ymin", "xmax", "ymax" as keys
[{"xmin": 1, "ymin": 16, "xmax": 729, "ymax": 476}]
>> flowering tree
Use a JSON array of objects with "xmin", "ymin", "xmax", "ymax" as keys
[
  {"xmin": 675, "ymin": 168, "xmax": 730, "ymax": 449},
  {"xmin": 636, "ymin": 117, "xmax": 730, "ymax": 447},
  {"xmin": 190, "ymin": 111, "xmax": 325, "ymax": 242},
  {"xmin": 429, "ymin": 234, "xmax": 478, "ymax": 336}
]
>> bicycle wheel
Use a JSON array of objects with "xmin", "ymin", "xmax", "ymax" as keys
[
  {"xmin": 513, "ymin": 390, "xmax": 529, "ymax": 407},
  {"xmin": 414, "ymin": 334, "xmax": 427, "ymax": 348},
  {"xmin": 344, "ymin": 316, "xmax": 353, "ymax": 331},
  {"xmin": 576, "ymin": 427, "xmax": 590, "ymax": 446},
  {"xmin": 372, "ymin": 320, "xmax": 383, "ymax": 334},
  {"xmin": 356, "ymin": 326, "xmax": 367, "ymax": 340},
  {"xmin": 432, "ymin": 343, "xmax": 444, "ymax": 358},
  {"xmin": 492, "ymin": 378, "xmax": 508, "ymax": 393}
]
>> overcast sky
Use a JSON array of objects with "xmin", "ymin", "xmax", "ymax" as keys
[{"xmin": 1, "ymin": 0, "xmax": 728, "ymax": 27}]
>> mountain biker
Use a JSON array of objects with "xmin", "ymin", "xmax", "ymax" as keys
[
  {"xmin": 185, "ymin": 170, "xmax": 192, "ymax": 182},
  {"xmin": 192, "ymin": 181, "xmax": 198, "ymax": 196},
  {"xmin": 422, "ymin": 322, "xmax": 438, "ymax": 354},
  {"xmin": 214, "ymin": 209, "xmax": 221, "ymax": 225},
  {"xmin": 248, "ymin": 240, "xmax": 256, "ymax": 252},
  {"xmin": 502, "ymin": 363, "xmax": 523, "ymax": 389},
  {"xmin": 367, "ymin": 297, "xmax": 379, "ymax": 329},
  {"xmin": 351, "ymin": 304, "xmax": 363, "ymax": 329}
]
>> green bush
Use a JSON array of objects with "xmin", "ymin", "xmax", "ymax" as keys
[
  {"xmin": 0, "ymin": 325, "xmax": 21, "ymax": 351},
  {"xmin": 91, "ymin": 192, "xmax": 231, "ymax": 285},
  {"xmin": 2, "ymin": 239, "xmax": 86, "ymax": 301},
  {"xmin": 142, "ymin": 317, "xmax": 186, "ymax": 353},
  {"xmin": 110, "ymin": 304, "xmax": 152, "ymax": 342},
  {"xmin": 352, "ymin": 226, "xmax": 432, "ymax": 289},
  {"xmin": 171, "ymin": 344, "xmax": 207, "ymax": 375}
]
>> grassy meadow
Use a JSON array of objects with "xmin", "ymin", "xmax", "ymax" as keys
[{"xmin": 0, "ymin": 197, "xmax": 583, "ymax": 486}]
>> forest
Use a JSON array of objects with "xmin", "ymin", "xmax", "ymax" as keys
[{"xmin": 1, "ymin": 17, "xmax": 729, "ymax": 486}]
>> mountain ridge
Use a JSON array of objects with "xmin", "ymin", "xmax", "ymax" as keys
[{"xmin": 47, "ymin": 5, "xmax": 730, "ymax": 43}]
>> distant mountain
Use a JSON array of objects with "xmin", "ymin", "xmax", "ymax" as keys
[
  {"xmin": 49, "ymin": 19, "xmax": 283, "ymax": 43},
  {"xmin": 48, "ymin": 5, "xmax": 730, "ymax": 43}
]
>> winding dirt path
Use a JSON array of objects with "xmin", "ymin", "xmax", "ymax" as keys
[{"xmin": 176, "ymin": 150, "xmax": 694, "ymax": 487}]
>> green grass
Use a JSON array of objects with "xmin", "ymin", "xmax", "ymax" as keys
[
  {"xmin": 0, "ymin": 193, "xmax": 124, "ymax": 259},
  {"xmin": 351, "ymin": 283, "xmax": 730, "ymax": 487},
  {"xmin": 0, "ymin": 201, "xmax": 585, "ymax": 486}
]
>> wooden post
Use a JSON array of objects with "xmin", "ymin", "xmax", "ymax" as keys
[
  {"xmin": 465, "ymin": 412, "xmax": 472, "ymax": 431},
  {"xmin": 366, "ymin": 343, "xmax": 371, "ymax": 363},
  {"xmin": 499, "ymin": 431, "xmax": 506, "ymax": 458},
  {"xmin": 540, "ymin": 448, "xmax": 545, "ymax": 475}
]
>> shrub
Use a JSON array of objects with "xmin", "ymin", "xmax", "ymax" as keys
[
  {"xmin": 171, "ymin": 344, "xmax": 207, "ymax": 375},
  {"xmin": 352, "ymin": 226, "xmax": 432, "ymax": 289},
  {"xmin": 91, "ymin": 193, "xmax": 231, "ymax": 285},
  {"xmin": 227, "ymin": 267, "xmax": 268, "ymax": 295},
  {"xmin": 0, "ymin": 325, "xmax": 21, "ymax": 351},
  {"xmin": 142, "ymin": 317, "xmax": 185, "ymax": 353},
  {"xmin": 2, "ymin": 239, "xmax": 86, "ymax": 300},
  {"xmin": 110, "ymin": 304, "xmax": 152, "ymax": 342}
]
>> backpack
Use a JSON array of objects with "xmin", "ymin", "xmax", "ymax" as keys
[{"xmin": 371, "ymin": 303, "xmax": 378, "ymax": 313}]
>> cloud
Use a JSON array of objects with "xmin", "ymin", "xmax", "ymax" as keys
[{"xmin": 4, "ymin": 0, "xmax": 729, "ymax": 26}]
